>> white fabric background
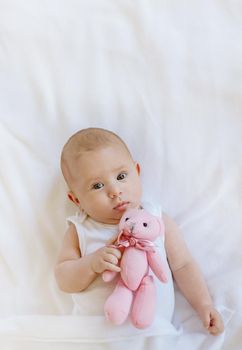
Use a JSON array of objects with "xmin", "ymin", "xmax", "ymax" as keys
[{"xmin": 0, "ymin": 0, "xmax": 242, "ymax": 349}]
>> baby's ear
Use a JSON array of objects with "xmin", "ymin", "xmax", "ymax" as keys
[
  {"xmin": 67, "ymin": 191, "xmax": 80, "ymax": 206},
  {"xmin": 135, "ymin": 162, "xmax": 141, "ymax": 175}
]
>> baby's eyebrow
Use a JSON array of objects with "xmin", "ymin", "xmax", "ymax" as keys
[
  {"xmin": 88, "ymin": 178, "xmax": 102, "ymax": 185},
  {"xmin": 113, "ymin": 165, "xmax": 127, "ymax": 172},
  {"xmin": 83, "ymin": 177, "xmax": 102, "ymax": 188}
]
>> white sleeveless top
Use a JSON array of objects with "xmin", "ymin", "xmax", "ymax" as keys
[{"xmin": 67, "ymin": 203, "xmax": 176, "ymax": 340}]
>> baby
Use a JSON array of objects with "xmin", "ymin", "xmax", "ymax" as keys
[{"xmin": 55, "ymin": 127, "xmax": 224, "ymax": 339}]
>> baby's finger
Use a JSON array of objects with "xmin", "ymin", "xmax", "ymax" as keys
[
  {"xmin": 208, "ymin": 325, "xmax": 219, "ymax": 336},
  {"xmin": 202, "ymin": 312, "xmax": 211, "ymax": 329},
  {"xmin": 105, "ymin": 247, "xmax": 121, "ymax": 259},
  {"xmin": 213, "ymin": 316, "xmax": 224, "ymax": 334},
  {"xmin": 104, "ymin": 262, "xmax": 121, "ymax": 272},
  {"xmin": 104, "ymin": 253, "xmax": 119, "ymax": 266}
]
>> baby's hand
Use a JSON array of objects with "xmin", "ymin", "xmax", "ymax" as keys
[
  {"xmin": 199, "ymin": 305, "xmax": 224, "ymax": 336},
  {"xmin": 90, "ymin": 246, "xmax": 121, "ymax": 274}
]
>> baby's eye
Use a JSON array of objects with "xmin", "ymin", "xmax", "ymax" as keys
[
  {"xmin": 125, "ymin": 217, "xmax": 129, "ymax": 221},
  {"xmin": 92, "ymin": 182, "xmax": 104, "ymax": 190},
  {"xmin": 117, "ymin": 172, "xmax": 127, "ymax": 181},
  {"xmin": 143, "ymin": 223, "xmax": 148, "ymax": 227}
]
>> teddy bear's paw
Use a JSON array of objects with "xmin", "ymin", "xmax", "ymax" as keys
[
  {"xmin": 104, "ymin": 279, "xmax": 133, "ymax": 325},
  {"xmin": 105, "ymin": 308, "xmax": 129, "ymax": 325}
]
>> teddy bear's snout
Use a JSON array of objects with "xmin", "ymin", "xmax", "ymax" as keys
[{"xmin": 127, "ymin": 222, "xmax": 135, "ymax": 232}]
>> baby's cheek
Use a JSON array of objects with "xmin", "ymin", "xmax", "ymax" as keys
[{"xmin": 132, "ymin": 186, "xmax": 142, "ymax": 199}]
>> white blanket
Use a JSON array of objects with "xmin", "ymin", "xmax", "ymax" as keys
[{"xmin": 0, "ymin": 1, "xmax": 241, "ymax": 349}]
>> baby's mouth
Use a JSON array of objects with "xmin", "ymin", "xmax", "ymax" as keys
[{"xmin": 113, "ymin": 201, "xmax": 130, "ymax": 211}]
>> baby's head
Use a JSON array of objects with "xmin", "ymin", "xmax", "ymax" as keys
[{"xmin": 61, "ymin": 128, "xmax": 142, "ymax": 224}]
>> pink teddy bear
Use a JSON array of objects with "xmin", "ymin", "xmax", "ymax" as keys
[{"xmin": 102, "ymin": 208, "xmax": 168, "ymax": 329}]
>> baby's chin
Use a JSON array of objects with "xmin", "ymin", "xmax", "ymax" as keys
[
  {"xmin": 90, "ymin": 203, "xmax": 142, "ymax": 225},
  {"xmin": 90, "ymin": 213, "xmax": 121, "ymax": 225}
]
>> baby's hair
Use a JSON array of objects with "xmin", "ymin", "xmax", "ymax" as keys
[{"xmin": 61, "ymin": 127, "xmax": 132, "ymax": 186}]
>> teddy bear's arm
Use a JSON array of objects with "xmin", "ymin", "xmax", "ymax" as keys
[{"xmin": 147, "ymin": 250, "xmax": 168, "ymax": 283}]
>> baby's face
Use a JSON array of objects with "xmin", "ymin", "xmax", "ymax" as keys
[{"xmin": 70, "ymin": 145, "xmax": 142, "ymax": 224}]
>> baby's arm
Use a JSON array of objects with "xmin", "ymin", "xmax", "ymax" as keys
[
  {"xmin": 163, "ymin": 214, "xmax": 224, "ymax": 335},
  {"xmin": 55, "ymin": 223, "xmax": 121, "ymax": 293}
]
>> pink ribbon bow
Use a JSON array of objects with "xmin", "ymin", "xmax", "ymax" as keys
[{"xmin": 111, "ymin": 230, "xmax": 156, "ymax": 252}]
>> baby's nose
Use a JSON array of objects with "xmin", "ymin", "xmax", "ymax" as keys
[{"xmin": 108, "ymin": 184, "xmax": 122, "ymax": 199}]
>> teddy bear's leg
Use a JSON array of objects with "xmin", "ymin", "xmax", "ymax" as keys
[
  {"xmin": 131, "ymin": 275, "xmax": 156, "ymax": 329},
  {"xmin": 104, "ymin": 278, "xmax": 133, "ymax": 325}
]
